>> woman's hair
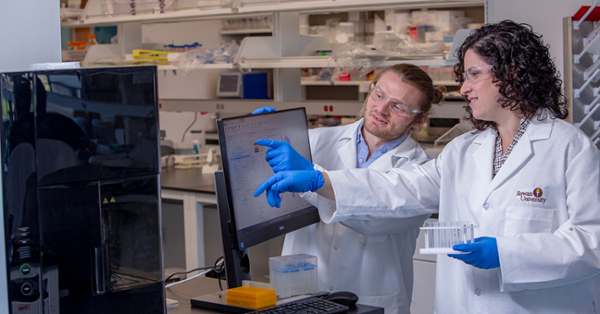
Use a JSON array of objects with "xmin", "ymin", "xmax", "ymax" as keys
[
  {"xmin": 358, "ymin": 63, "xmax": 445, "ymax": 121},
  {"xmin": 454, "ymin": 19, "xmax": 568, "ymax": 131}
]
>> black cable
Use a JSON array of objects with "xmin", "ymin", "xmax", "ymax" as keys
[
  {"xmin": 165, "ymin": 265, "xmax": 214, "ymax": 283},
  {"xmin": 164, "ymin": 256, "xmax": 225, "ymax": 286},
  {"xmin": 181, "ymin": 112, "xmax": 198, "ymax": 142},
  {"xmin": 213, "ymin": 256, "xmax": 225, "ymax": 291}
]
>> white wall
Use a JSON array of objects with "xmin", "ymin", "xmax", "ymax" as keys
[
  {"xmin": 160, "ymin": 111, "xmax": 211, "ymax": 145},
  {"xmin": 488, "ymin": 0, "xmax": 594, "ymax": 88},
  {"xmin": 0, "ymin": 1, "xmax": 61, "ymax": 312},
  {"xmin": 0, "ymin": 1, "xmax": 61, "ymax": 72}
]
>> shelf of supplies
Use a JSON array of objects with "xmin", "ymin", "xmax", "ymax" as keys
[
  {"xmin": 62, "ymin": 0, "xmax": 483, "ymax": 28},
  {"xmin": 62, "ymin": 8, "xmax": 234, "ymax": 27},
  {"xmin": 236, "ymin": 0, "xmax": 483, "ymax": 14},
  {"xmin": 219, "ymin": 28, "xmax": 273, "ymax": 35},
  {"xmin": 238, "ymin": 56, "xmax": 455, "ymax": 69}
]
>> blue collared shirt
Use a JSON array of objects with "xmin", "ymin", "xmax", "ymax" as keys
[{"xmin": 356, "ymin": 120, "xmax": 408, "ymax": 168}]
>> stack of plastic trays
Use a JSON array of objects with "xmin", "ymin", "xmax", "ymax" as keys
[
  {"xmin": 419, "ymin": 221, "xmax": 475, "ymax": 254},
  {"xmin": 269, "ymin": 254, "xmax": 319, "ymax": 299}
]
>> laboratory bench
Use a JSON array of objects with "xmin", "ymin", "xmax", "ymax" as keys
[
  {"xmin": 161, "ymin": 166, "xmax": 216, "ymax": 194},
  {"xmin": 161, "ymin": 166, "xmax": 218, "ymax": 274},
  {"xmin": 166, "ymin": 277, "xmax": 224, "ymax": 314}
]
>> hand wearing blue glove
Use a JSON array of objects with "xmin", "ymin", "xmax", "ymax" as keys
[
  {"xmin": 448, "ymin": 237, "xmax": 500, "ymax": 269},
  {"xmin": 252, "ymin": 107, "xmax": 276, "ymax": 115},
  {"xmin": 256, "ymin": 139, "xmax": 314, "ymax": 172},
  {"xmin": 265, "ymin": 187, "xmax": 282, "ymax": 208},
  {"xmin": 253, "ymin": 170, "xmax": 324, "ymax": 208}
]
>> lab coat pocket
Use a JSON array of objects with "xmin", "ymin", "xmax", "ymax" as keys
[{"xmin": 504, "ymin": 206, "xmax": 554, "ymax": 236}]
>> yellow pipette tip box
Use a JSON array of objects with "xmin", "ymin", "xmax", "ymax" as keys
[{"xmin": 225, "ymin": 286, "xmax": 277, "ymax": 309}]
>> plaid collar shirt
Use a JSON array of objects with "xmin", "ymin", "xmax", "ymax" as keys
[{"xmin": 492, "ymin": 116, "xmax": 530, "ymax": 178}]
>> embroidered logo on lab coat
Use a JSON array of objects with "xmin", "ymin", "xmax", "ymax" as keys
[{"xmin": 516, "ymin": 188, "xmax": 546, "ymax": 204}]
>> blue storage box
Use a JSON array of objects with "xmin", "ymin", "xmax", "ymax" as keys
[{"xmin": 242, "ymin": 72, "xmax": 269, "ymax": 99}]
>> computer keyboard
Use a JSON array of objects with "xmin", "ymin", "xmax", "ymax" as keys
[{"xmin": 246, "ymin": 296, "xmax": 350, "ymax": 314}]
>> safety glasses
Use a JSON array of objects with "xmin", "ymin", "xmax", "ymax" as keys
[
  {"xmin": 369, "ymin": 84, "xmax": 423, "ymax": 118},
  {"xmin": 462, "ymin": 65, "xmax": 493, "ymax": 85}
]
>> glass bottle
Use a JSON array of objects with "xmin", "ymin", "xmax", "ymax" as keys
[{"xmin": 85, "ymin": 34, "xmax": 98, "ymax": 50}]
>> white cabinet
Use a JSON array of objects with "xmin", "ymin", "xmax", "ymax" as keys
[
  {"xmin": 412, "ymin": 260, "xmax": 436, "ymax": 314},
  {"xmin": 62, "ymin": 0, "xmax": 485, "ymax": 116},
  {"xmin": 411, "ymin": 217, "xmax": 438, "ymax": 314}
]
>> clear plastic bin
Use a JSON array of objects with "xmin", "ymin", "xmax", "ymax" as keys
[{"xmin": 269, "ymin": 254, "xmax": 319, "ymax": 299}]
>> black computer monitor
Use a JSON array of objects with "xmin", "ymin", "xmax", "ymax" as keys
[{"xmin": 216, "ymin": 108, "xmax": 320, "ymax": 287}]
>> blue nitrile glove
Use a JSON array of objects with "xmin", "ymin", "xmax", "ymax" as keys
[
  {"xmin": 253, "ymin": 170, "xmax": 324, "ymax": 208},
  {"xmin": 448, "ymin": 237, "xmax": 500, "ymax": 269},
  {"xmin": 252, "ymin": 107, "xmax": 276, "ymax": 115},
  {"xmin": 266, "ymin": 188, "xmax": 282, "ymax": 208},
  {"xmin": 256, "ymin": 139, "xmax": 314, "ymax": 172}
]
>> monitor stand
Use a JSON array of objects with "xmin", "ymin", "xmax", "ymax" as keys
[{"xmin": 190, "ymin": 171, "xmax": 252, "ymax": 312}]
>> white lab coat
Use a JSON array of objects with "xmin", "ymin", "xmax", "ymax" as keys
[
  {"xmin": 282, "ymin": 119, "xmax": 431, "ymax": 314},
  {"xmin": 323, "ymin": 114, "xmax": 600, "ymax": 313}
]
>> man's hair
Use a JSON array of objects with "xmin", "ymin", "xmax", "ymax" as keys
[
  {"xmin": 358, "ymin": 63, "xmax": 445, "ymax": 121},
  {"xmin": 454, "ymin": 19, "xmax": 568, "ymax": 131}
]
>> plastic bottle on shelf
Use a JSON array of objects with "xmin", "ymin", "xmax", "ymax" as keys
[{"xmin": 85, "ymin": 34, "xmax": 98, "ymax": 50}]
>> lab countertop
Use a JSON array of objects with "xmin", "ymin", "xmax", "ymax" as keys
[
  {"xmin": 166, "ymin": 277, "xmax": 226, "ymax": 314},
  {"xmin": 161, "ymin": 166, "xmax": 216, "ymax": 194}
]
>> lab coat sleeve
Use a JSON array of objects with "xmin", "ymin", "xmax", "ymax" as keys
[
  {"xmin": 321, "ymin": 157, "xmax": 441, "ymax": 224},
  {"xmin": 302, "ymin": 163, "xmax": 432, "ymax": 234},
  {"xmin": 299, "ymin": 163, "xmax": 331, "ymax": 209},
  {"xmin": 497, "ymin": 138, "xmax": 600, "ymax": 292}
]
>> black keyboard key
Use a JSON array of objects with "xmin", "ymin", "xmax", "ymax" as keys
[{"xmin": 247, "ymin": 297, "xmax": 349, "ymax": 314}]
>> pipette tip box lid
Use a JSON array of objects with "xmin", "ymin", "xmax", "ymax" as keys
[{"xmin": 269, "ymin": 254, "xmax": 319, "ymax": 299}]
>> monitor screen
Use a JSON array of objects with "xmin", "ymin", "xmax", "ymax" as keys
[
  {"xmin": 217, "ymin": 108, "xmax": 319, "ymax": 249},
  {"xmin": 216, "ymin": 73, "xmax": 242, "ymax": 98},
  {"xmin": 219, "ymin": 75, "xmax": 240, "ymax": 92}
]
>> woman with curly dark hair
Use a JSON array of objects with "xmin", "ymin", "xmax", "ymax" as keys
[
  {"xmin": 454, "ymin": 19, "xmax": 568, "ymax": 131},
  {"xmin": 254, "ymin": 20, "xmax": 600, "ymax": 313}
]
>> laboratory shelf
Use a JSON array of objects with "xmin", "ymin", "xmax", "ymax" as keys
[
  {"xmin": 159, "ymin": 99, "xmax": 362, "ymax": 115},
  {"xmin": 219, "ymin": 28, "xmax": 273, "ymax": 35},
  {"xmin": 157, "ymin": 63, "xmax": 235, "ymax": 70},
  {"xmin": 158, "ymin": 98, "xmax": 467, "ymax": 117},
  {"xmin": 301, "ymin": 80, "xmax": 335, "ymax": 86},
  {"xmin": 236, "ymin": 0, "xmax": 483, "ymax": 14},
  {"xmin": 62, "ymin": 0, "xmax": 483, "ymax": 27},
  {"xmin": 301, "ymin": 80, "xmax": 458, "ymax": 87},
  {"xmin": 64, "ymin": 6, "xmax": 233, "ymax": 27},
  {"xmin": 236, "ymin": 54, "xmax": 456, "ymax": 70}
]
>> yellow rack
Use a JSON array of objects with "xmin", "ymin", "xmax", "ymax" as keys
[{"xmin": 131, "ymin": 49, "xmax": 176, "ymax": 65}]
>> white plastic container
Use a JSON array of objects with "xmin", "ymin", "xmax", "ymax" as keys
[
  {"xmin": 269, "ymin": 254, "xmax": 319, "ymax": 299},
  {"xmin": 420, "ymin": 221, "xmax": 475, "ymax": 254},
  {"xmin": 173, "ymin": 142, "xmax": 200, "ymax": 168},
  {"xmin": 174, "ymin": 142, "xmax": 196, "ymax": 155}
]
